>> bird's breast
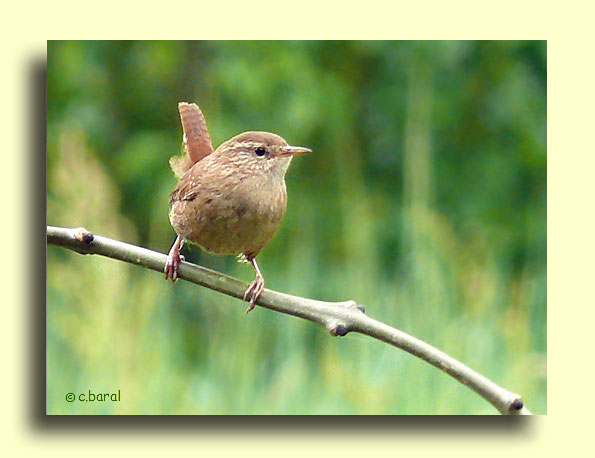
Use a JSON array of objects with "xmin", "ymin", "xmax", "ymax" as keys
[{"xmin": 170, "ymin": 176, "xmax": 288, "ymax": 257}]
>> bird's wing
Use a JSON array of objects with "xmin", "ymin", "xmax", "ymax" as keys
[{"xmin": 169, "ymin": 173, "xmax": 200, "ymax": 207}]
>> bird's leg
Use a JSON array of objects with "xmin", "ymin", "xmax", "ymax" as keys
[
  {"xmin": 164, "ymin": 236, "xmax": 185, "ymax": 282},
  {"xmin": 243, "ymin": 256, "xmax": 264, "ymax": 314}
]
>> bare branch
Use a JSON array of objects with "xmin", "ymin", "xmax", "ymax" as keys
[{"xmin": 47, "ymin": 225, "xmax": 532, "ymax": 415}]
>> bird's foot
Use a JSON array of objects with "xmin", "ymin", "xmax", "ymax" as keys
[
  {"xmin": 243, "ymin": 277, "xmax": 264, "ymax": 314},
  {"xmin": 164, "ymin": 238, "xmax": 185, "ymax": 282}
]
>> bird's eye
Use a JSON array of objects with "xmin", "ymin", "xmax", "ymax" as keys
[{"xmin": 254, "ymin": 146, "xmax": 266, "ymax": 157}]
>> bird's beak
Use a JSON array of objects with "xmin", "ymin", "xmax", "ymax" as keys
[{"xmin": 278, "ymin": 145, "xmax": 312, "ymax": 157}]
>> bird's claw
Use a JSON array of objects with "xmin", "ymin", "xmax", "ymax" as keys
[
  {"xmin": 243, "ymin": 277, "xmax": 264, "ymax": 314},
  {"xmin": 165, "ymin": 251, "xmax": 184, "ymax": 282}
]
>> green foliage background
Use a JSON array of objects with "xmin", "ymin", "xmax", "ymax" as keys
[{"xmin": 47, "ymin": 41, "xmax": 546, "ymax": 414}]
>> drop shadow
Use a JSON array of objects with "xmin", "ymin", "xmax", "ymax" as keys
[
  {"xmin": 27, "ymin": 55, "xmax": 48, "ymax": 431},
  {"xmin": 38, "ymin": 412, "xmax": 536, "ymax": 435}
]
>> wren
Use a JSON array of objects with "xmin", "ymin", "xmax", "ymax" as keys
[{"xmin": 164, "ymin": 102, "xmax": 311, "ymax": 313}]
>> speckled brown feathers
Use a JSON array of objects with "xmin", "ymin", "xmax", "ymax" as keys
[
  {"xmin": 164, "ymin": 102, "xmax": 311, "ymax": 312},
  {"xmin": 168, "ymin": 133, "xmax": 289, "ymax": 257}
]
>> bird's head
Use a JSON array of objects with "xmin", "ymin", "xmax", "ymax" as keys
[{"xmin": 215, "ymin": 131, "xmax": 311, "ymax": 181}]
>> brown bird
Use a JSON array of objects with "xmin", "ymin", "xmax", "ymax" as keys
[{"xmin": 165, "ymin": 102, "xmax": 311, "ymax": 312}]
